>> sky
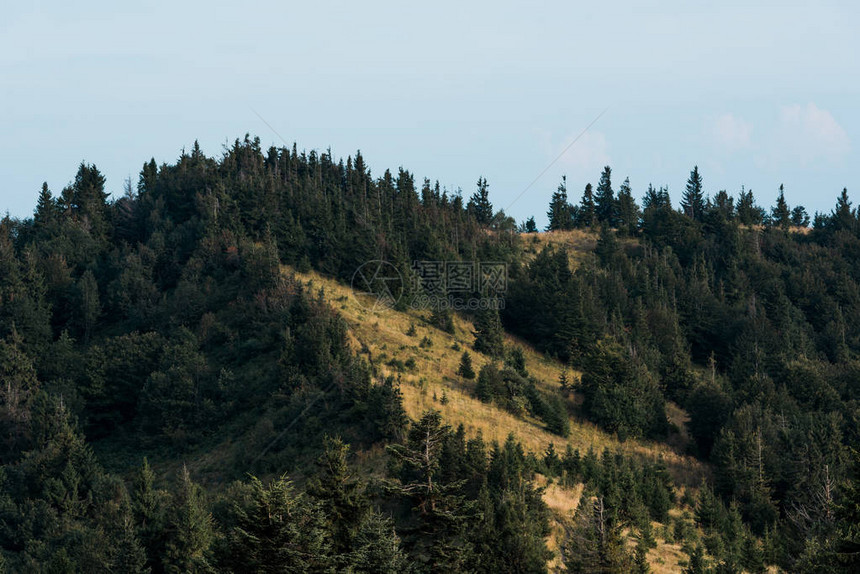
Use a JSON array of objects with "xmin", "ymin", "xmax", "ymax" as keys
[{"xmin": 2, "ymin": 0, "xmax": 858, "ymax": 228}]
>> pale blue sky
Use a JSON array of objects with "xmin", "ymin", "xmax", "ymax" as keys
[{"xmin": 2, "ymin": 1, "xmax": 858, "ymax": 226}]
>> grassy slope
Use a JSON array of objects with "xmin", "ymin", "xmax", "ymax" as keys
[{"xmin": 291, "ymin": 256, "xmax": 709, "ymax": 572}]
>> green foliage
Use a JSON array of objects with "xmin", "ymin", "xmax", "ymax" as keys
[
  {"xmin": 682, "ymin": 166, "xmax": 705, "ymax": 221},
  {"xmin": 457, "ymin": 351, "xmax": 475, "ymax": 380},
  {"xmin": 6, "ymin": 137, "xmax": 860, "ymax": 572},
  {"xmin": 595, "ymin": 166, "xmax": 616, "ymax": 226},
  {"xmin": 579, "ymin": 338, "xmax": 667, "ymax": 440},
  {"xmin": 547, "ymin": 176, "xmax": 574, "ymax": 231},
  {"xmin": 472, "ymin": 305, "xmax": 505, "ymax": 358},
  {"xmin": 164, "ymin": 465, "xmax": 215, "ymax": 573}
]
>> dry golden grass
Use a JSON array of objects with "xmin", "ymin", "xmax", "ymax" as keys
[
  {"xmin": 288, "ymin": 265, "xmax": 712, "ymax": 571},
  {"xmin": 291, "ymin": 266, "xmax": 706, "ymax": 485},
  {"xmin": 520, "ymin": 229, "xmax": 597, "ymax": 269}
]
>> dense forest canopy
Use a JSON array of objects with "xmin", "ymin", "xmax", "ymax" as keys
[{"xmin": 0, "ymin": 137, "xmax": 858, "ymax": 572}]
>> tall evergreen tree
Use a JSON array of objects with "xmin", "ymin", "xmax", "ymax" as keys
[
  {"xmin": 595, "ymin": 166, "xmax": 615, "ymax": 226},
  {"xmin": 467, "ymin": 177, "xmax": 493, "ymax": 225},
  {"xmin": 521, "ymin": 216, "xmax": 538, "ymax": 233},
  {"xmin": 164, "ymin": 466, "xmax": 214, "ymax": 573},
  {"xmin": 771, "ymin": 184, "xmax": 791, "ymax": 230},
  {"xmin": 790, "ymin": 205, "xmax": 810, "ymax": 227},
  {"xmin": 578, "ymin": 183, "xmax": 597, "ymax": 228},
  {"xmin": 737, "ymin": 187, "xmax": 765, "ymax": 225},
  {"xmin": 473, "ymin": 305, "xmax": 505, "ymax": 358},
  {"xmin": 33, "ymin": 182, "xmax": 59, "ymax": 229},
  {"xmin": 682, "ymin": 166, "xmax": 705, "ymax": 221},
  {"xmin": 547, "ymin": 176, "xmax": 572, "ymax": 231},
  {"xmin": 616, "ymin": 177, "xmax": 640, "ymax": 236},
  {"xmin": 832, "ymin": 187, "xmax": 855, "ymax": 232}
]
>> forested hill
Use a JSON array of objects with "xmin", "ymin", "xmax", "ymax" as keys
[{"xmin": 0, "ymin": 135, "xmax": 859, "ymax": 572}]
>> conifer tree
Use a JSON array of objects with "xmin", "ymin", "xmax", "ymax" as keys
[
  {"xmin": 33, "ymin": 182, "xmax": 59, "ymax": 229},
  {"xmin": 473, "ymin": 305, "xmax": 505, "ymax": 358},
  {"xmin": 506, "ymin": 346, "xmax": 528, "ymax": 378},
  {"xmin": 616, "ymin": 177, "xmax": 640, "ymax": 236},
  {"xmin": 791, "ymin": 205, "xmax": 810, "ymax": 227},
  {"xmin": 832, "ymin": 187, "xmax": 855, "ymax": 232},
  {"xmin": 578, "ymin": 183, "xmax": 597, "ymax": 228},
  {"xmin": 467, "ymin": 177, "xmax": 493, "ymax": 225},
  {"xmin": 547, "ymin": 176, "xmax": 572, "ymax": 231},
  {"xmin": 771, "ymin": 184, "xmax": 791, "ymax": 230},
  {"xmin": 523, "ymin": 216, "xmax": 537, "ymax": 233},
  {"xmin": 595, "ymin": 166, "xmax": 615, "ymax": 226},
  {"xmin": 231, "ymin": 475, "xmax": 332, "ymax": 573},
  {"xmin": 164, "ymin": 465, "xmax": 214, "ymax": 573},
  {"xmin": 737, "ymin": 187, "xmax": 765, "ymax": 225},
  {"xmin": 682, "ymin": 166, "xmax": 705, "ymax": 221},
  {"xmin": 132, "ymin": 458, "xmax": 168, "ymax": 572},
  {"xmin": 559, "ymin": 370, "xmax": 570, "ymax": 395},
  {"xmin": 458, "ymin": 351, "xmax": 476, "ymax": 379}
]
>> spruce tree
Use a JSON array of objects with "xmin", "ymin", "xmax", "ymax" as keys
[
  {"xmin": 578, "ymin": 183, "xmax": 596, "ymax": 228},
  {"xmin": 33, "ymin": 182, "xmax": 59, "ymax": 229},
  {"xmin": 547, "ymin": 176, "xmax": 572, "ymax": 231},
  {"xmin": 467, "ymin": 177, "xmax": 493, "ymax": 225},
  {"xmin": 682, "ymin": 166, "xmax": 705, "ymax": 221},
  {"xmin": 458, "ymin": 351, "xmax": 476, "ymax": 379},
  {"xmin": 832, "ymin": 187, "xmax": 855, "ymax": 232},
  {"xmin": 523, "ymin": 216, "xmax": 537, "ymax": 233},
  {"xmin": 232, "ymin": 475, "xmax": 332, "ymax": 573},
  {"xmin": 473, "ymin": 305, "xmax": 505, "ymax": 358},
  {"xmin": 616, "ymin": 177, "xmax": 640, "ymax": 236},
  {"xmin": 164, "ymin": 465, "xmax": 214, "ymax": 573},
  {"xmin": 595, "ymin": 166, "xmax": 615, "ymax": 226},
  {"xmin": 791, "ymin": 205, "xmax": 810, "ymax": 227},
  {"xmin": 771, "ymin": 184, "xmax": 791, "ymax": 230}
]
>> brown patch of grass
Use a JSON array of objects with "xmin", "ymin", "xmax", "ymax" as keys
[{"xmin": 287, "ymin": 266, "xmax": 707, "ymax": 487}]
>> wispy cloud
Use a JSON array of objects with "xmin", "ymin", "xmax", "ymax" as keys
[
  {"xmin": 710, "ymin": 113, "xmax": 752, "ymax": 152},
  {"xmin": 774, "ymin": 103, "xmax": 850, "ymax": 165}
]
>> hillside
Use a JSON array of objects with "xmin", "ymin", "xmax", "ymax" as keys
[
  {"xmin": 290, "ymin": 263, "xmax": 709, "ymax": 572},
  {"xmin": 2, "ymin": 141, "xmax": 860, "ymax": 572}
]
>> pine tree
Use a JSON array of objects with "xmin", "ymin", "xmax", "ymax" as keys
[
  {"xmin": 771, "ymin": 184, "xmax": 791, "ymax": 230},
  {"xmin": 113, "ymin": 504, "xmax": 150, "ymax": 574},
  {"xmin": 559, "ymin": 370, "xmax": 570, "ymax": 395},
  {"xmin": 737, "ymin": 187, "xmax": 765, "ymax": 225},
  {"xmin": 232, "ymin": 475, "xmax": 332, "ymax": 573},
  {"xmin": 616, "ymin": 177, "xmax": 640, "ymax": 236},
  {"xmin": 458, "ymin": 351, "xmax": 476, "ymax": 379},
  {"xmin": 832, "ymin": 187, "xmax": 855, "ymax": 232},
  {"xmin": 523, "ymin": 216, "xmax": 537, "ymax": 233},
  {"xmin": 595, "ymin": 166, "xmax": 615, "ymax": 226},
  {"xmin": 307, "ymin": 435, "xmax": 365, "ymax": 552},
  {"xmin": 506, "ymin": 346, "xmax": 528, "ymax": 377},
  {"xmin": 791, "ymin": 205, "xmax": 810, "ymax": 227},
  {"xmin": 473, "ymin": 305, "xmax": 505, "ymax": 358},
  {"xmin": 164, "ymin": 465, "xmax": 214, "ymax": 573},
  {"xmin": 33, "ymin": 182, "xmax": 59, "ymax": 229},
  {"xmin": 475, "ymin": 364, "xmax": 498, "ymax": 402},
  {"xmin": 467, "ymin": 177, "xmax": 493, "ymax": 225},
  {"xmin": 547, "ymin": 176, "xmax": 572, "ymax": 231},
  {"xmin": 682, "ymin": 166, "xmax": 705, "ymax": 221},
  {"xmin": 132, "ymin": 458, "xmax": 168, "ymax": 572},
  {"xmin": 578, "ymin": 183, "xmax": 596, "ymax": 228}
]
